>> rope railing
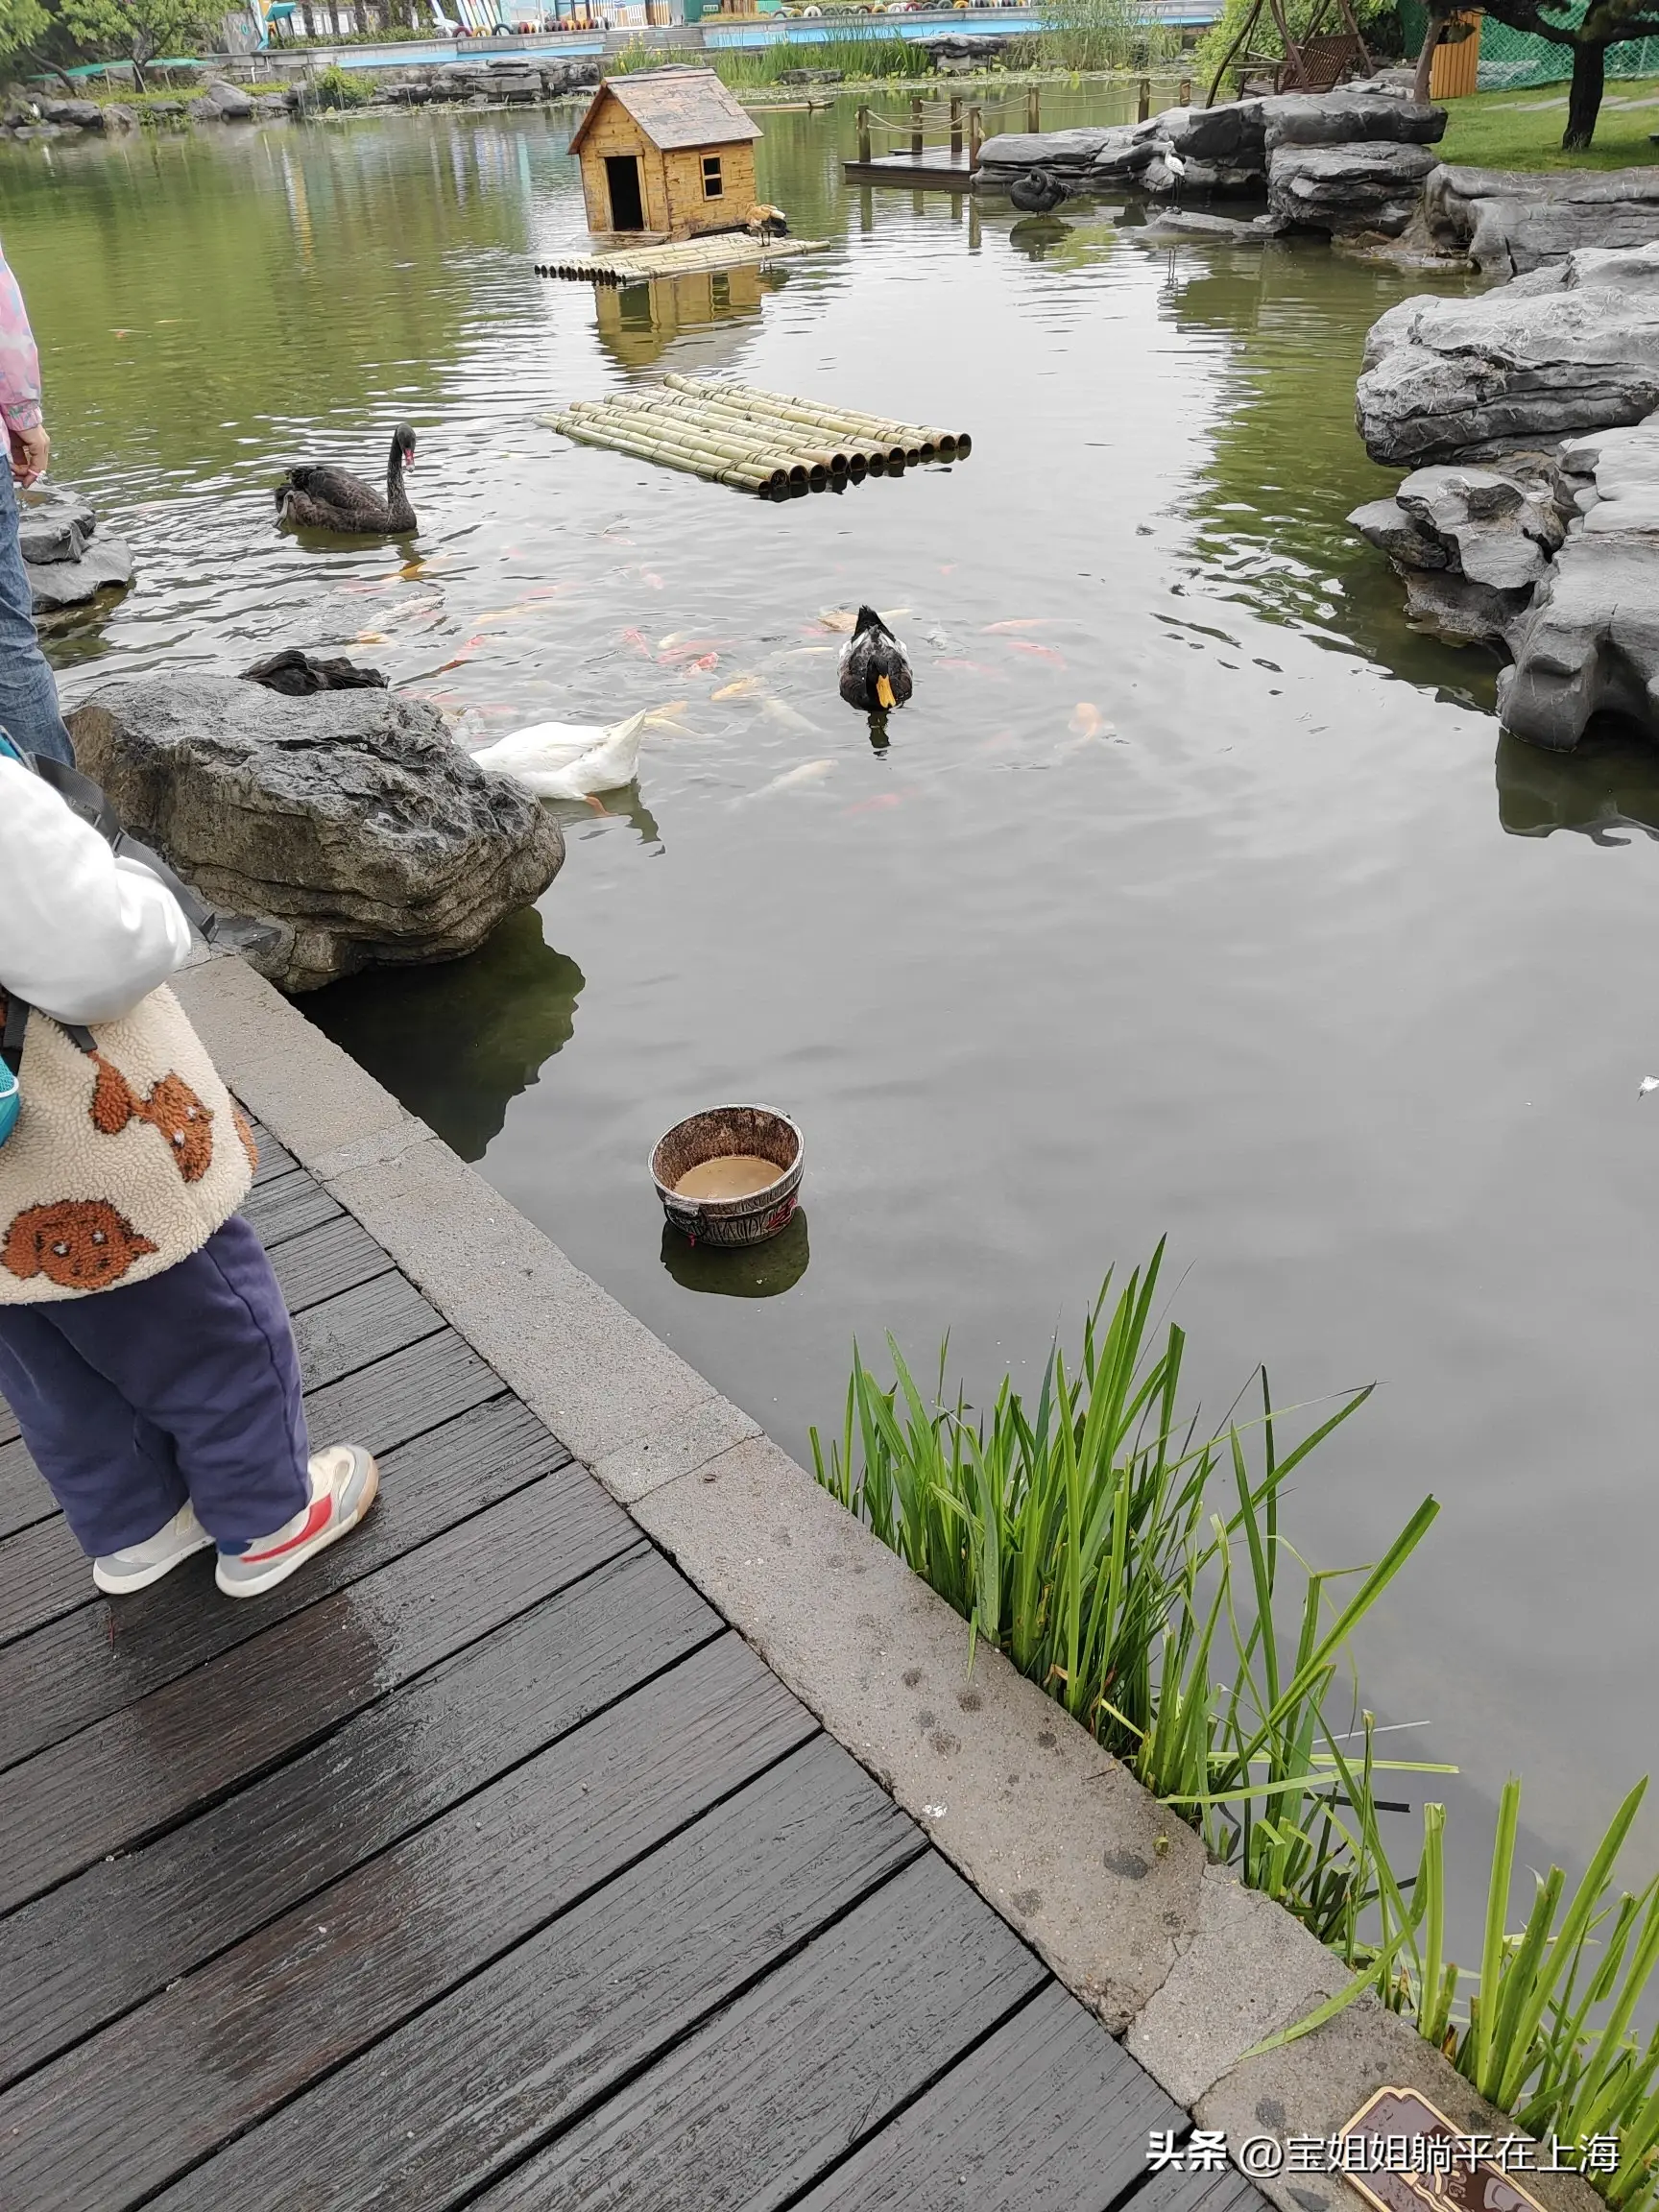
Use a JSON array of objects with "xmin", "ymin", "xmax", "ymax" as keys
[{"xmin": 853, "ymin": 85, "xmax": 1042, "ymax": 167}]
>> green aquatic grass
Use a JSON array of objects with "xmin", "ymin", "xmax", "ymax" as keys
[
  {"xmin": 705, "ymin": 36, "xmax": 933, "ymax": 87},
  {"xmin": 813, "ymin": 1246, "xmax": 1659, "ymax": 2206},
  {"xmin": 810, "ymin": 1242, "xmax": 1446, "ymax": 1939}
]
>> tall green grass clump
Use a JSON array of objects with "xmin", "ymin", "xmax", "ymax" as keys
[
  {"xmin": 810, "ymin": 1241, "xmax": 1445, "ymax": 1945},
  {"xmin": 312, "ymin": 62, "xmax": 374, "ymax": 108},
  {"xmin": 709, "ymin": 35, "xmax": 932, "ymax": 88},
  {"xmin": 1039, "ymin": 0, "xmax": 1177, "ymax": 74}
]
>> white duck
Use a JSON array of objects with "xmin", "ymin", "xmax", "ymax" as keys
[{"xmin": 470, "ymin": 706, "xmax": 674, "ymax": 803}]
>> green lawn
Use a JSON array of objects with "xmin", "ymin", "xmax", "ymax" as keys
[{"xmin": 1436, "ymin": 76, "xmax": 1659, "ymax": 169}]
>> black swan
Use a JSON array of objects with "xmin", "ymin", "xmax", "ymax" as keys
[
  {"xmin": 275, "ymin": 426, "xmax": 418, "ymax": 535},
  {"xmin": 838, "ymin": 606, "xmax": 913, "ymax": 714},
  {"xmin": 1008, "ymin": 169, "xmax": 1068, "ymax": 214}
]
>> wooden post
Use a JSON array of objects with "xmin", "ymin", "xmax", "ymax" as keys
[
  {"xmin": 910, "ymin": 94, "xmax": 924, "ymax": 161},
  {"xmin": 1137, "ymin": 75, "xmax": 1151, "ymax": 121},
  {"xmin": 950, "ymin": 94, "xmax": 962, "ymax": 160},
  {"xmin": 1178, "ymin": 75, "xmax": 1191, "ymax": 102},
  {"xmin": 1026, "ymin": 83, "xmax": 1040, "ymax": 132},
  {"xmin": 856, "ymin": 103, "xmax": 871, "ymax": 163},
  {"xmin": 969, "ymin": 104, "xmax": 982, "ymax": 169}
]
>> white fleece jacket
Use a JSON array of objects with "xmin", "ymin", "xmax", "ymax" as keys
[
  {"xmin": 0, "ymin": 755, "xmax": 192, "ymax": 1023},
  {"xmin": 0, "ymin": 757, "xmax": 253, "ymax": 1303}
]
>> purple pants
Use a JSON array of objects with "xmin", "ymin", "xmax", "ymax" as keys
[{"xmin": 0, "ymin": 1214, "xmax": 311, "ymax": 1557}]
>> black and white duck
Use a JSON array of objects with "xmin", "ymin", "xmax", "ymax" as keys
[
  {"xmin": 275, "ymin": 426, "xmax": 418, "ymax": 535},
  {"xmin": 837, "ymin": 605, "xmax": 913, "ymax": 715}
]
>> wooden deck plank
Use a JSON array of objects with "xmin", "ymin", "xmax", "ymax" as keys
[
  {"xmin": 0, "ymin": 1433, "xmax": 49, "ymax": 1542},
  {"xmin": 264, "ymin": 1212, "xmax": 396, "ymax": 1315},
  {"xmin": 0, "ymin": 1637, "xmax": 814, "ymax": 2212},
  {"xmin": 240, "ymin": 1166, "xmax": 340, "ymax": 1248},
  {"xmin": 141, "ymin": 1737, "xmax": 921, "ymax": 2212},
  {"xmin": 465, "ymin": 1853, "xmax": 1048, "ymax": 2212},
  {"xmin": 300, "ymin": 1327, "xmax": 504, "ymax": 1460},
  {"xmin": 1135, "ymin": 2160, "xmax": 1275, "ymax": 2212},
  {"xmin": 790, "ymin": 1978, "xmax": 1183, "ymax": 2212},
  {"xmin": 246, "ymin": 1123, "xmax": 297, "ymax": 1184},
  {"xmin": 0, "ymin": 1395, "xmax": 569, "ymax": 1773},
  {"xmin": 0, "ymin": 1465, "xmax": 633, "ymax": 1915},
  {"xmin": 0, "ymin": 1273, "xmax": 454, "ymax": 1651},
  {"xmin": 0, "ymin": 1546, "xmax": 713, "ymax": 2091}
]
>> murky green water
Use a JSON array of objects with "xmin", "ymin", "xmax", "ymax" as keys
[{"xmin": 9, "ymin": 98, "xmax": 1657, "ymax": 1886}]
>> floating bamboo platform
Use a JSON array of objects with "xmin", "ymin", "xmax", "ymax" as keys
[
  {"xmin": 541, "ymin": 378, "xmax": 973, "ymax": 500},
  {"xmin": 534, "ymin": 234, "xmax": 830, "ymax": 285}
]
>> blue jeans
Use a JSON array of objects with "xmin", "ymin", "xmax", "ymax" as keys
[
  {"xmin": 0, "ymin": 461, "xmax": 72, "ymax": 766},
  {"xmin": 0, "ymin": 1215, "xmax": 312, "ymax": 1554}
]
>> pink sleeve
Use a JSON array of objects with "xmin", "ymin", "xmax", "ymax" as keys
[{"xmin": 0, "ymin": 247, "xmax": 42, "ymax": 434}]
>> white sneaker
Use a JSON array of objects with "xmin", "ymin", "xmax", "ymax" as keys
[
  {"xmin": 215, "ymin": 1444, "xmax": 379, "ymax": 1600},
  {"xmin": 92, "ymin": 1502, "xmax": 215, "ymax": 1596}
]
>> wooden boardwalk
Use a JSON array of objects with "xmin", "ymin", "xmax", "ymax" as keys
[{"xmin": 0, "ymin": 1132, "xmax": 1261, "ymax": 2211}]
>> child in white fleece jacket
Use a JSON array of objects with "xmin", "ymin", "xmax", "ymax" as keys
[{"xmin": 0, "ymin": 752, "xmax": 377, "ymax": 1600}]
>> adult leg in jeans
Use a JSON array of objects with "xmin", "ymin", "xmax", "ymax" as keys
[{"xmin": 0, "ymin": 460, "xmax": 71, "ymax": 765}]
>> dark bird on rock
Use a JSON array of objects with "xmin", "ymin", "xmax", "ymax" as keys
[
  {"xmin": 275, "ymin": 426, "xmax": 418, "ymax": 535},
  {"xmin": 240, "ymin": 647, "xmax": 389, "ymax": 696},
  {"xmin": 1008, "ymin": 169, "xmax": 1067, "ymax": 214},
  {"xmin": 838, "ymin": 605, "xmax": 913, "ymax": 715}
]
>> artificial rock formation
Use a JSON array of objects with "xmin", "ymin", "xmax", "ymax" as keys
[
  {"xmin": 66, "ymin": 676, "xmax": 565, "ymax": 994},
  {"xmin": 975, "ymin": 87, "xmax": 1446, "ymax": 239},
  {"xmin": 21, "ymin": 485, "xmax": 134, "ymax": 614},
  {"xmin": 1355, "ymin": 241, "xmax": 1659, "ymax": 467},
  {"xmin": 1422, "ymin": 164, "xmax": 1659, "ymax": 277},
  {"xmin": 1349, "ymin": 459, "xmax": 1566, "ymax": 647}
]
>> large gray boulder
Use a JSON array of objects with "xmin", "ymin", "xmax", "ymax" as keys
[
  {"xmin": 65, "ymin": 677, "xmax": 566, "ymax": 994},
  {"xmin": 1498, "ymin": 535, "xmax": 1659, "ymax": 751},
  {"xmin": 1424, "ymin": 164, "xmax": 1659, "ymax": 276},
  {"xmin": 1356, "ymin": 241, "xmax": 1659, "ymax": 464},
  {"xmin": 1558, "ymin": 417, "xmax": 1659, "ymax": 532},
  {"xmin": 19, "ymin": 484, "xmax": 94, "ymax": 566},
  {"xmin": 1348, "ymin": 459, "xmax": 1565, "ymax": 646},
  {"xmin": 1268, "ymin": 140, "xmax": 1441, "ymax": 235},
  {"xmin": 1261, "ymin": 92, "xmax": 1444, "ymax": 151},
  {"xmin": 199, "ymin": 78, "xmax": 254, "ymax": 120}
]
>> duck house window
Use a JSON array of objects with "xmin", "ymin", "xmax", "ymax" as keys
[{"xmin": 702, "ymin": 155, "xmax": 724, "ymax": 199}]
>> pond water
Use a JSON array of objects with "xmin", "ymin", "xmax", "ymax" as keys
[{"xmin": 9, "ymin": 94, "xmax": 1658, "ymax": 1897}]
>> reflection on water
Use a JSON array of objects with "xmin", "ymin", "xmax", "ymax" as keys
[
  {"xmin": 1497, "ymin": 722, "xmax": 1659, "ymax": 845},
  {"xmin": 660, "ymin": 1209, "xmax": 811, "ymax": 1298},
  {"xmin": 307, "ymin": 906, "xmax": 585, "ymax": 1162},
  {"xmin": 14, "ymin": 98, "xmax": 1659, "ymax": 1887}
]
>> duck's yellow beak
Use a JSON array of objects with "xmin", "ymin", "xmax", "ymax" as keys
[{"xmin": 876, "ymin": 675, "xmax": 896, "ymax": 710}]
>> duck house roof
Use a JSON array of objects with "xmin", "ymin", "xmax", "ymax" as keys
[{"xmin": 569, "ymin": 67, "xmax": 764, "ymax": 156}]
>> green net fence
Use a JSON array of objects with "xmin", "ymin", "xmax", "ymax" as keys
[{"xmin": 1401, "ymin": 0, "xmax": 1659, "ymax": 87}]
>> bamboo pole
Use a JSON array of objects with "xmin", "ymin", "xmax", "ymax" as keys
[
  {"xmin": 562, "ymin": 401, "xmax": 811, "ymax": 488},
  {"xmin": 604, "ymin": 389, "xmax": 885, "ymax": 473},
  {"xmin": 856, "ymin": 102, "xmax": 871, "ymax": 163},
  {"xmin": 573, "ymin": 401, "xmax": 838, "ymax": 492},
  {"xmin": 660, "ymin": 377, "xmax": 913, "ymax": 463},
  {"xmin": 543, "ymin": 412, "xmax": 777, "ymax": 493},
  {"xmin": 661, "ymin": 375, "xmax": 968, "ymax": 458}
]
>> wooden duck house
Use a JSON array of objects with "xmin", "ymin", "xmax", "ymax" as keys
[{"xmin": 570, "ymin": 67, "xmax": 763, "ymax": 244}]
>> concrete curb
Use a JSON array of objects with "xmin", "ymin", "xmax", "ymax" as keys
[{"xmin": 173, "ymin": 951, "xmax": 1602, "ymax": 2209}]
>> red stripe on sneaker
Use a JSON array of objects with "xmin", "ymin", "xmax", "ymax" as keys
[{"xmin": 240, "ymin": 1495, "xmax": 332, "ymax": 1565}]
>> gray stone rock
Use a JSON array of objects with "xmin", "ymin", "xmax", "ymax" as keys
[
  {"xmin": 252, "ymin": 92, "xmax": 294, "ymax": 119},
  {"xmin": 101, "ymin": 103, "xmax": 140, "ymax": 131},
  {"xmin": 1357, "ymin": 241, "xmax": 1659, "ymax": 464},
  {"xmin": 1261, "ymin": 91, "xmax": 1445, "ymax": 151},
  {"xmin": 1142, "ymin": 150, "xmax": 1262, "ymax": 197},
  {"xmin": 39, "ymin": 97, "xmax": 104, "ymax": 128},
  {"xmin": 18, "ymin": 484, "xmax": 95, "ymax": 566},
  {"xmin": 1402, "ymin": 565, "xmax": 1535, "ymax": 649},
  {"xmin": 977, "ymin": 127, "xmax": 1123, "ymax": 174},
  {"xmin": 1156, "ymin": 99, "xmax": 1267, "ymax": 168},
  {"xmin": 1499, "ymin": 535, "xmax": 1659, "ymax": 750},
  {"xmin": 1348, "ymin": 493, "xmax": 1449, "ymax": 568},
  {"xmin": 200, "ymin": 78, "xmax": 254, "ymax": 120},
  {"xmin": 1268, "ymin": 139, "xmax": 1441, "ymax": 235},
  {"xmin": 1089, "ymin": 125, "xmax": 1159, "ymax": 180},
  {"xmin": 1395, "ymin": 461, "xmax": 1565, "ymax": 588},
  {"xmin": 1134, "ymin": 207, "xmax": 1285, "ymax": 244},
  {"xmin": 1558, "ymin": 417, "xmax": 1659, "ymax": 533},
  {"xmin": 1424, "ymin": 163, "xmax": 1659, "ymax": 276},
  {"xmin": 26, "ymin": 535, "xmax": 133, "ymax": 613},
  {"xmin": 65, "ymin": 677, "xmax": 566, "ymax": 995}
]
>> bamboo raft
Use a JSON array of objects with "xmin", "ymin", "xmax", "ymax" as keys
[
  {"xmin": 540, "ymin": 377, "xmax": 973, "ymax": 499},
  {"xmin": 534, "ymin": 234, "xmax": 830, "ymax": 285}
]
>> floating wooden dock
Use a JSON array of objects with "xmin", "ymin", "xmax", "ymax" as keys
[
  {"xmin": 844, "ymin": 152, "xmax": 978, "ymax": 191},
  {"xmin": 541, "ymin": 375, "xmax": 973, "ymax": 498},
  {"xmin": 535, "ymin": 232, "xmax": 830, "ymax": 284},
  {"xmin": 0, "ymin": 1122, "xmax": 1262, "ymax": 2211}
]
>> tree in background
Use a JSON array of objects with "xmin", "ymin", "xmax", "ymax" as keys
[
  {"xmin": 45, "ymin": 0, "xmax": 219, "ymax": 86},
  {"xmin": 1411, "ymin": 0, "xmax": 1659, "ymax": 148}
]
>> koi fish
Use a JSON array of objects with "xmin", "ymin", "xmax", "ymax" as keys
[
  {"xmin": 845, "ymin": 791, "xmax": 905, "ymax": 815},
  {"xmin": 760, "ymin": 697, "xmax": 823, "ymax": 734},
  {"xmin": 937, "ymin": 659, "xmax": 1002, "ymax": 678},
  {"xmin": 351, "ymin": 631, "xmax": 390, "ymax": 645},
  {"xmin": 684, "ymin": 653, "xmax": 719, "ymax": 675},
  {"xmin": 640, "ymin": 570, "xmax": 665, "ymax": 589},
  {"xmin": 711, "ymin": 675, "xmax": 763, "ymax": 700},
  {"xmin": 745, "ymin": 758, "xmax": 835, "ymax": 800},
  {"xmin": 1069, "ymin": 702, "xmax": 1108, "ymax": 738},
  {"xmin": 985, "ymin": 618, "xmax": 1061, "ymax": 633},
  {"xmin": 1008, "ymin": 640, "xmax": 1067, "ymax": 665},
  {"xmin": 620, "ymin": 628, "xmax": 654, "ymax": 657}
]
